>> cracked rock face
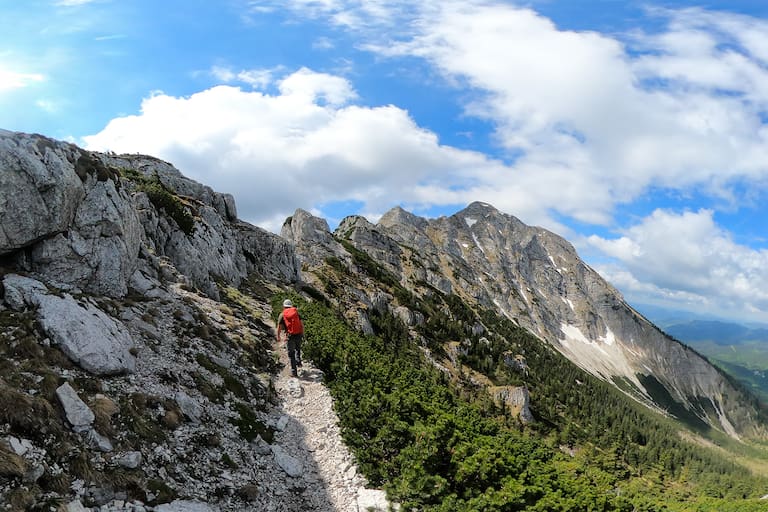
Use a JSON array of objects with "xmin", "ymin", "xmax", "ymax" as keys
[
  {"xmin": 0, "ymin": 131, "xmax": 142, "ymax": 297},
  {"xmin": 0, "ymin": 131, "xmax": 85, "ymax": 255}
]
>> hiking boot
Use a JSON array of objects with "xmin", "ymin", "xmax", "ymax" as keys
[
  {"xmin": 296, "ymin": 360, "xmax": 303, "ymax": 368},
  {"xmin": 291, "ymin": 369, "xmax": 298, "ymax": 378}
]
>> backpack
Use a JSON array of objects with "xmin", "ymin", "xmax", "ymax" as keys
[{"xmin": 283, "ymin": 307, "xmax": 304, "ymax": 335}]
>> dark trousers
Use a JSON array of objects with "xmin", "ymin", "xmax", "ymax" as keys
[{"xmin": 287, "ymin": 334, "xmax": 302, "ymax": 372}]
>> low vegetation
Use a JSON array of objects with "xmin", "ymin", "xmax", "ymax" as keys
[{"xmin": 278, "ymin": 247, "xmax": 768, "ymax": 510}]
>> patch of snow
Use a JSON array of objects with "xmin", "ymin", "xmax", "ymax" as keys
[
  {"xmin": 561, "ymin": 297, "xmax": 575, "ymax": 311},
  {"xmin": 560, "ymin": 324, "xmax": 592, "ymax": 346},
  {"xmin": 558, "ymin": 323, "xmax": 645, "ymax": 389},
  {"xmin": 599, "ymin": 328, "xmax": 616, "ymax": 346},
  {"xmin": 465, "ymin": 217, "xmax": 477, "ymax": 228},
  {"xmin": 711, "ymin": 398, "xmax": 740, "ymax": 440},
  {"xmin": 472, "ymin": 233, "xmax": 485, "ymax": 254},
  {"xmin": 548, "ymin": 254, "xmax": 557, "ymax": 267},
  {"xmin": 461, "ymin": 243, "xmax": 469, "ymax": 248},
  {"xmin": 518, "ymin": 286, "xmax": 529, "ymax": 304},
  {"xmin": 492, "ymin": 299, "xmax": 514, "ymax": 320}
]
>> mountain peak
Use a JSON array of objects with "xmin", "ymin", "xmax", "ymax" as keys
[
  {"xmin": 378, "ymin": 205, "xmax": 428, "ymax": 230},
  {"xmin": 462, "ymin": 201, "xmax": 499, "ymax": 214}
]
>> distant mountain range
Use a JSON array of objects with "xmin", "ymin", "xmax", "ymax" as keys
[{"xmin": 636, "ymin": 304, "xmax": 768, "ymax": 402}]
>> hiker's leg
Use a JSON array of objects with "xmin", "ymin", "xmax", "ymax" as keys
[
  {"xmin": 287, "ymin": 336, "xmax": 298, "ymax": 373},
  {"xmin": 296, "ymin": 335, "xmax": 302, "ymax": 367}
]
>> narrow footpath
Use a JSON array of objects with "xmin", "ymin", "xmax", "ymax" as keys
[{"xmin": 269, "ymin": 336, "xmax": 394, "ymax": 512}]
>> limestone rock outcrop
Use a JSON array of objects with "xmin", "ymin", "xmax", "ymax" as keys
[{"xmin": 0, "ymin": 131, "xmax": 141, "ymax": 297}]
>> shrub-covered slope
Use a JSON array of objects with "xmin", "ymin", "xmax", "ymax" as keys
[{"xmin": 283, "ymin": 221, "xmax": 768, "ymax": 510}]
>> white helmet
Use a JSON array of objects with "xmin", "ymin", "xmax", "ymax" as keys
[{"xmin": 283, "ymin": 299, "xmax": 294, "ymax": 308}]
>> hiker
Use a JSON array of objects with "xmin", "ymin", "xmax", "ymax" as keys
[{"xmin": 276, "ymin": 299, "xmax": 303, "ymax": 377}]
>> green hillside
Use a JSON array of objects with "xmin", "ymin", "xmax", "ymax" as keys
[{"xmin": 262, "ymin": 276, "xmax": 768, "ymax": 511}]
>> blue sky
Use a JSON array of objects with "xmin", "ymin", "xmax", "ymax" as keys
[{"xmin": 2, "ymin": 0, "xmax": 768, "ymax": 324}]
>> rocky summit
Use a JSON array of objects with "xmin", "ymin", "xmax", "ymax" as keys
[{"xmin": 0, "ymin": 129, "xmax": 766, "ymax": 511}]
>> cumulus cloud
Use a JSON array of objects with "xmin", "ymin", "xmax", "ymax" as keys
[
  {"xmin": 256, "ymin": 1, "xmax": 768, "ymax": 221},
  {"xmin": 588, "ymin": 209, "xmax": 768, "ymax": 320},
  {"xmin": 83, "ymin": 68, "xmax": 505, "ymax": 231},
  {"xmin": 385, "ymin": 3, "xmax": 768, "ymax": 218},
  {"xmin": 85, "ymin": 2, "xmax": 768, "ymax": 320}
]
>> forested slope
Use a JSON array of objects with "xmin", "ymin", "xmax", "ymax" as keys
[{"xmin": 270, "ymin": 234, "xmax": 768, "ymax": 511}]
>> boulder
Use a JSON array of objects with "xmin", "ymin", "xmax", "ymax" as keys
[
  {"xmin": 56, "ymin": 383, "xmax": 95, "ymax": 430},
  {"xmin": 271, "ymin": 445, "xmax": 303, "ymax": 477},
  {"xmin": 3, "ymin": 274, "xmax": 136, "ymax": 375},
  {"xmin": 116, "ymin": 451, "xmax": 143, "ymax": 469},
  {"xmin": 490, "ymin": 386, "xmax": 534, "ymax": 424},
  {"xmin": 175, "ymin": 391, "xmax": 203, "ymax": 425}
]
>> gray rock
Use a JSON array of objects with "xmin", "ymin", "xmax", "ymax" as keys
[
  {"xmin": 64, "ymin": 500, "xmax": 89, "ymax": 512},
  {"xmin": 56, "ymin": 382, "xmax": 94, "ymax": 430},
  {"xmin": 128, "ymin": 269, "xmax": 164, "ymax": 297},
  {"xmin": 0, "ymin": 132, "xmax": 84, "ymax": 256},
  {"xmin": 393, "ymin": 306, "xmax": 424, "ymax": 327},
  {"xmin": 175, "ymin": 391, "xmax": 203, "ymax": 425},
  {"xmin": 87, "ymin": 428, "xmax": 114, "ymax": 452},
  {"xmin": 23, "ymin": 463, "xmax": 45, "ymax": 484},
  {"xmin": 357, "ymin": 488, "xmax": 397, "ymax": 512},
  {"xmin": 252, "ymin": 435, "xmax": 272, "ymax": 455},
  {"xmin": 101, "ymin": 154, "xmax": 298, "ymax": 299},
  {"xmin": 26, "ymin": 175, "xmax": 142, "ymax": 298},
  {"xmin": 2, "ymin": 274, "xmax": 48, "ymax": 311},
  {"xmin": 116, "ymin": 451, "xmax": 142, "ymax": 469},
  {"xmin": 286, "ymin": 379, "xmax": 303, "ymax": 398},
  {"xmin": 40, "ymin": 296, "xmax": 135, "ymax": 375},
  {"xmin": 275, "ymin": 415, "xmax": 290, "ymax": 432},
  {"xmin": 271, "ymin": 445, "xmax": 303, "ymax": 477},
  {"xmin": 4, "ymin": 274, "xmax": 136, "ymax": 375},
  {"xmin": 491, "ymin": 386, "xmax": 534, "ymax": 424},
  {"xmin": 154, "ymin": 500, "xmax": 218, "ymax": 512},
  {"xmin": 7, "ymin": 436, "xmax": 32, "ymax": 456}
]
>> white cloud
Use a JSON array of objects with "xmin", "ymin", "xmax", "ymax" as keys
[
  {"xmin": 84, "ymin": 3, "xmax": 768, "ymax": 320},
  {"xmin": 0, "ymin": 65, "xmax": 45, "ymax": 92},
  {"xmin": 312, "ymin": 37, "xmax": 335, "ymax": 50},
  {"xmin": 82, "ymin": 68, "xmax": 506, "ymax": 231},
  {"xmin": 211, "ymin": 66, "xmax": 281, "ymax": 89},
  {"xmin": 588, "ymin": 209, "xmax": 768, "ymax": 320},
  {"xmin": 278, "ymin": 67, "xmax": 356, "ymax": 106},
  {"xmin": 387, "ymin": 3, "xmax": 768, "ymax": 217},
  {"xmin": 260, "ymin": 1, "xmax": 768, "ymax": 223}
]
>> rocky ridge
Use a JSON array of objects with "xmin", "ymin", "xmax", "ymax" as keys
[
  {"xmin": 0, "ymin": 130, "xmax": 393, "ymax": 511},
  {"xmin": 285, "ymin": 203, "xmax": 765, "ymax": 440}
]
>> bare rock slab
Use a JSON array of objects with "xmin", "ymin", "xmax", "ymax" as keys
[{"xmin": 3, "ymin": 274, "xmax": 136, "ymax": 375}]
